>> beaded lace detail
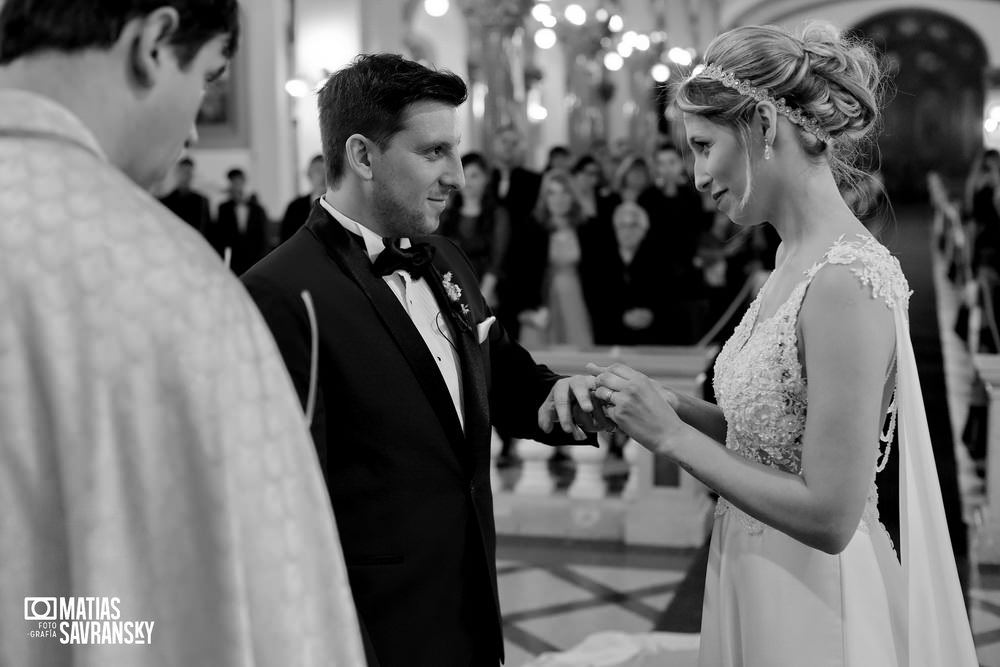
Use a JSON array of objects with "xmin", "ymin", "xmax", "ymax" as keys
[{"xmin": 713, "ymin": 235, "xmax": 911, "ymax": 540}]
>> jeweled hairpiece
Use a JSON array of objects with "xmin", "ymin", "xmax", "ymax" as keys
[{"xmin": 697, "ymin": 63, "xmax": 833, "ymax": 144}]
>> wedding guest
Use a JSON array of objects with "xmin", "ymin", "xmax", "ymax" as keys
[
  {"xmin": 241, "ymin": 53, "xmax": 601, "ymax": 667},
  {"xmin": 159, "ymin": 156, "xmax": 212, "ymax": 234},
  {"xmin": 577, "ymin": 21, "xmax": 976, "ymax": 666},
  {"xmin": 571, "ymin": 154, "xmax": 617, "ymax": 240},
  {"xmin": 438, "ymin": 152, "xmax": 510, "ymax": 307},
  {"xmin": 544, "ymin": 144, "xmax": 572, "ymax": 173},
  {"xmin": 502, "ymin": 166, "xmax": 602, "ymax": 470},
  {"xmin": 652, "ymin": 142, "xmax": 707, "ymax": 271},
  {"xmin": 964, "ymin": 148, "xmax": 1000, "ymax": 237},
  {"xmin": 0, "ymin": 1, "xmax": 364, "ymax": 665},
  {"xmin": 280, "ymin": 153, "xmax": 326, "ymax": 243},
  {"xmin": 588, "ymin": 139, "xmax": 615, "ymax": 184},
  {"xmin": 694, "ymin": 211, "xmax": 746, "ymax": 340},
  {"xmin": 967, "ymin": 150, "xmax": 1000, "ymax": 278},
  {"xmin": 610, "ymin": 154, "xmax": 657, "ymax": 209},
  {"xmin": 490, "ymin": 124, "xmax": 541, "ymax": 223},
  {"xmin": 606, "ymin": 136, "xmax": 633, "ymax": 182},
  {"xmin": 649, "ymin": 142, "xmax": 712, "ymax": 342},
  {"xmin": 516, "ymin": 169, "xmax": 597, "ymax": 349},
  {"xmin": 588, "ymin": 202, "xmax": 666, "ymax": 346},
  {"xmin": 211, "ymin": 167, "xmax": 270, "ymax": 273},
  {"xmin": 489, "ymin": 124, "xmax": 542, "ymax": 339},
  {"xmin": 608, "ymin": 155, "xmax": 669, "ymax": 253},
  {"xmin": 962, "ymin": 151, "xmax": 1000, "ymax": 355}
]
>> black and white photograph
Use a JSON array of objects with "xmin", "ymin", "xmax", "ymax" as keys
[{"xmin": 1, "ymin": 1, "xmax": 998, "ymax": 665}]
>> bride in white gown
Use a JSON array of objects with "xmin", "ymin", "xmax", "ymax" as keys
[{"xmin": 582, "ymin": 22, "xmax": 977, "ymax": 667}]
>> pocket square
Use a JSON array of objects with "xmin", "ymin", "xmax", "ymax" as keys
[{"xmin": 476, "ymin": 316, "xmax": 496, "ymax": 344}]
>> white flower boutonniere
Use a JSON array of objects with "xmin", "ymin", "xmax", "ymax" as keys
[
  {"xmin": 442, "ymin": 271, "xmax": 462, "ymax": 301},
  {"xmin": 441, "ymin": 272, "xmax": 473, "ymax": 332}
]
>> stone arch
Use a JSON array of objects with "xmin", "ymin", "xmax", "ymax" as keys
[{"xmin": 851, "ymin": 8, "xmax": 987, "ymax": 199}]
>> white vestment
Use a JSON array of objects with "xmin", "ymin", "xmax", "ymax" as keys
[{"xmin": 0, "ymin": 90, "xmax": 365, "ymax": 666}]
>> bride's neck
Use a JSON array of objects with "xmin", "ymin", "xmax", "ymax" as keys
[{"xmin": 768, "ymin": 165, "xmax": 862, "ymax": 254}]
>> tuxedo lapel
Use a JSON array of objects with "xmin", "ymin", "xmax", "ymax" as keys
[
  {"xmin": 306, "ymin": 207, "xmax": 466, "ymax": 451},
  {"xmin": 425, "ymin": 259, "xmax": 491, "ymax": 471}
]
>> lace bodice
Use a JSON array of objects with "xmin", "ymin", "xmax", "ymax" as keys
[{"xmin": 713, "ymin": 234, "xmax": 911, "ymax": 534}]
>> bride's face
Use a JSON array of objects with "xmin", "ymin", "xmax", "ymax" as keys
[{"xmin": 684, "ymin": 113, "xmax": 760, "ymax": 225}]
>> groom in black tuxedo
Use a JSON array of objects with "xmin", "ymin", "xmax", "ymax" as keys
[{"xmin": 242, "ymin": 54, "xmax": 602, "ymax": 667}]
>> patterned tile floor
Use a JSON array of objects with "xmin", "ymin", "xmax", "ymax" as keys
[
  {"xmin": 497, "ymin": 537, "xmax": 699, "ymax": 666},
  {"xmin": 496, "ymin": 234, "xmax": 999, "ymax": 666}
]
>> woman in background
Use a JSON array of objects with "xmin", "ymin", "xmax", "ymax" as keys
[
  {"xmin": 438, "ymin": 152, "xmax": 510, "ymax": 307},
  {"xmin": 517, "ymin": 170, "xmax": 597, "ymax": 348}
]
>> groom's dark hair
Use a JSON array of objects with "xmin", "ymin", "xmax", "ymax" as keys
[
  {"xmin": 317, "ymin": 53, "xmax": 468, "ymax": 187},
  {"xmin": 0, "ymin": 0, "xmax": 240, "ymax": 67}
]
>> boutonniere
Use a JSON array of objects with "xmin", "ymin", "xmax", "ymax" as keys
[{"xmin": 441, "ymin": 272, "xmax": 474, "ymax": 333}]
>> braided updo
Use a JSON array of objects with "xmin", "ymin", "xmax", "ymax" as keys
[{"xmin": 675, "ymin": 21, "xmax": 887, "ymax": 213}]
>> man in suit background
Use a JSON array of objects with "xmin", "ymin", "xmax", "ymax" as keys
[
  {"xmin": 279, "ymin": 153, "xmax": 325, "ymax": 243},
  {"xmin": 488, "ymin": 124, "xmax": 542, "ymax": 342},
  {"xmin": 212, "ymin": 167, "xmax": 270, "ymax": 273},
  {"xmin": 159, "ymin": 156, "xmax": 212, "ymax": 234},
  {"xmin": 242, "ymin": 53, "xmax": 602, "ymax": 667}
]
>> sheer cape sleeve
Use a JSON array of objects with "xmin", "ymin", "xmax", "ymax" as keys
[{"xmin": 894, "ymin": 302, "xmax": 978, "ymax": 665}]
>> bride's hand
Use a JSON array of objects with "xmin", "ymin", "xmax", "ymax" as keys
[{"xmin": 587, "ymin": 362, "xmax": 684, "ymax": 454}]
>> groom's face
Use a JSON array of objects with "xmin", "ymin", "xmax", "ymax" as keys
[{"xmin": 369, "ymin": 100, "xmax": 465, "ymax": 238}]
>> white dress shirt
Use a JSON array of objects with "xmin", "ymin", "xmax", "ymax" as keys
[
  {"xmin": 497, "ymin": 168, "xmax": 510, "ymax": 199},
  {"xmin": 234, "ymin": 200, "xmax": 249, "ymax": 234},
  {"xmin": 319, "ymin": 198, "xmax": 465, "ymax": 430}
]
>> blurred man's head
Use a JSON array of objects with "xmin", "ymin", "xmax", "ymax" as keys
[
  {"xmin": 492, "ymin": 125, "xmax": 524, "ymax": 170},
  {"xmin": 226, "ymin": 167, "xmax": 246, "ymax": 200},
  {"xmin": 306, "ymin": 154, "xmax": 326, "ymax": 195},
  {"xmin": 984, "ymin": 149, "xmax": 1000, "ymax": 174},
  {"xmin": 654, "ymin": 143, "xmax": 686, "ymax": 187},
  {"xmin": 571, "ymin": 155, "xmax": 604, "ymax": 194},
  {"xmin": 545, "ymin": 145, "xmax": 571, "ymax": 173},
  {"xmin": 175, "ymin": 157, "xmax": 196, "ymax": 188},
  {"xmin": 0, "ymin": 1, "xmax": 240, "ymax": 189}
]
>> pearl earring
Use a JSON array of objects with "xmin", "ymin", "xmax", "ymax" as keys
[{"xmin": 764, "ymin": 140, "xmax": 772, "ymax": 161}]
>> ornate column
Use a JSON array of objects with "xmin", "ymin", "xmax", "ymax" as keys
[
  {"xmin": 291, "ymin": 0, "xmax": 363, "ymax": 192},
  {"xmin": 461, "ymin": 0, "xmax": 533, "ymax": 153}
]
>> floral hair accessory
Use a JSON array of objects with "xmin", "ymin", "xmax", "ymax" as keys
[{"xmin": 697, "ymin": 63, "xmax": 833, "ymax": 145}]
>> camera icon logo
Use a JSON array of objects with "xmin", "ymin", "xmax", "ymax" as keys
[{"xmin": 24, "ymin": 598, "xmax": 57, "ymax": 621}]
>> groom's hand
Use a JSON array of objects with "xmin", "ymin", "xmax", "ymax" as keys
[{"xmin": 538, "ymin": 374, "xmax": 612, "ymax": 440}]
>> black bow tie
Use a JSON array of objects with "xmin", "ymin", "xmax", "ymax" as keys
[{"xmin": 372, "ymin": 238, "xmax": 436, "ymax": 279}]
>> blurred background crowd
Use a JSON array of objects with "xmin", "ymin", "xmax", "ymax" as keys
[{"xmin": 163, "ymin": 131, "xmax": 785, "ymax": 350}]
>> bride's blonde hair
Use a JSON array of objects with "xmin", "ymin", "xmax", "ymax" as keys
[{"xmin": 675, "ymin": 21, "xmax": 886, "ymax": 213}]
